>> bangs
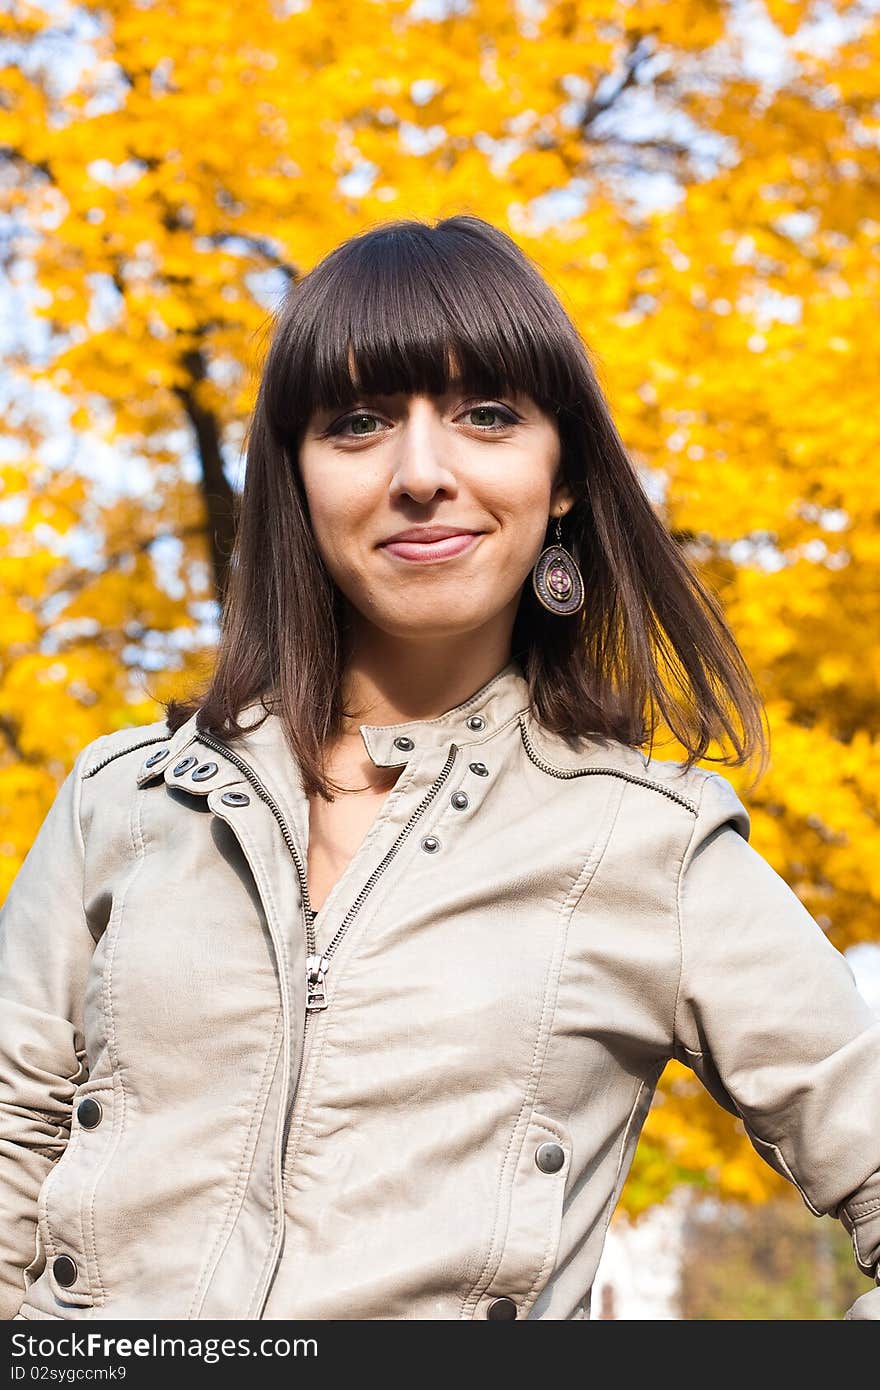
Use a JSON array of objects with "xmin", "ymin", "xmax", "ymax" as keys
[{"xmin": 263, "ymin": 217, "xmax": 581, "ymax": 445}]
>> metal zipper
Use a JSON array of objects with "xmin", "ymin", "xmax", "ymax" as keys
[
  {"xmin": 303, "ymin": 742, "xmax": 458, "ymax": 1007},
  {"xmin": 193, "ymin": 730, "xmax": 458, "ymax": 1314},
  {"xmin": 194, "ymin": 730, "xmax": 457, "ymax": 1202},
  {"xmin": 82, "ymin": 732, "xmax": 171, "ymax": 778},
  {"xmin": 193, "ymin": 730, "xmax": 317, "ymax": 996},
  {"xmin": 518, "ymin": 714, "xmax": 699, "ymax": 814},
  {"xmin": 194, "ymin": 730, "xmax": 459, "ymax": 1013}
]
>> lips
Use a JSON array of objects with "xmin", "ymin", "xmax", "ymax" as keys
[{"xmin": 380, "ymin": 532, "xmax": 482, "ymax": 563}]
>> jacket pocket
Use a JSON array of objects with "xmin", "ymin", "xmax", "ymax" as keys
[
  {"xmin": 467, "ymin": 1111, "xmax": 572, "ymax": 1320},
  {"xmin": 35, "ymin": 1078, "xmax": 119, "ymax": 1309}
]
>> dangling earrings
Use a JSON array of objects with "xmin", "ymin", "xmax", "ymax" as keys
[{"xmin": 531, "ymin": 511, "xmax": 585, "ymax": 616}]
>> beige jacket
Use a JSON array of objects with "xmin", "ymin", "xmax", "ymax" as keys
[{"xmin": 2, "ymin": 660, "xmax": 879, "ymax": 1321}]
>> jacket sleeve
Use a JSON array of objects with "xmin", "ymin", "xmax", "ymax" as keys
[
  {"xmin": 673, "ymin": 769, "xmax": 880, "ymax": 1321},
  {"xmin": 0, "ymin": 741, "xmax": 100, "ymax": 1320}
]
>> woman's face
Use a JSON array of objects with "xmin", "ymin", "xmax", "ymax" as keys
[{"xmin": 298, "ymin": 376, "xmax": 573, "ymax": 644}]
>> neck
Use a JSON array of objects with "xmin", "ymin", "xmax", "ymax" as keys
[{"xmin": 338, "ymin": 625, "xmax": 517, "ymax": 735}]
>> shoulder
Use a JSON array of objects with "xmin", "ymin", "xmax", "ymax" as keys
[
  {"xmin": 76, "ymin": 716, "xmax": 175, "ymax": 781},
  {"xmin": 518, "ymin": 711, "xmax": 750, "ymax": 835}
]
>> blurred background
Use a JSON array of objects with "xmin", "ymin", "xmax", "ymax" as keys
[{"xmin": 1, "ymin": 0, "xmax": 878, "ymax": 1318}]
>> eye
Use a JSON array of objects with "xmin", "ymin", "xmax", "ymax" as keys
[
  {"xmin": 327, "ymin": 411, "xmax": 384, "ymax": 438},
  {"xmin": 323, "ymin": 399, "xmax": 520, "ymax": 439},
  {"xmin": 461, "ymin": 403, "xmax": 520, "ymax": 431}
]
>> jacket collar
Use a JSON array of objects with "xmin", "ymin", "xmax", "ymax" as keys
[
  {"xmin": 135, "ymin": 657, "xmax": 532, "ymax": 791},
  {"xmin": 247, "ymin": 656, "xmax": 531, "ymax": 769},
  {"xmin": 353, "ymin": 658, "xmax": 531, "ymax": 767}
]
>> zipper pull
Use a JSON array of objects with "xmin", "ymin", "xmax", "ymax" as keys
[{"xmin": 306, "ymin": 952, "xmax": 330, "ymax": 1011}]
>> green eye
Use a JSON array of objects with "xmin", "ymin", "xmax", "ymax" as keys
[
  {"xmin": 466, "ymin": 404, "xmax": 518, "ymax": 430},
  {"xmin": 347, "ymin": 413, "xmax": 378, "ymax": 435}
]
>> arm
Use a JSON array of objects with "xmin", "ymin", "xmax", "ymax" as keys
[
  {"xmin": 0, "ymin": 741, "xmax": 99, "ymax": 1320},
  {"xmin": 674, "ymin": 770, "xmax": 880, "ymax": 1320}
]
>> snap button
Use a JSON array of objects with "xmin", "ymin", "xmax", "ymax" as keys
[
  {"xmin": 393, "ymin": 735, "xmax": 415, "ymax": 751},
  {"xmin": 420, "ymin": 835, "xmax": 441, "ymax": 853},
  {"xmin": 468, "ymin": 761, "xmax": 489, "ymax": 776},
  {"xmin": 535, "ymin": 1141, "xmax": 566, "ymax": 1173},
  {"xmin": 191, "ymin": 761, "xmax": 219, "ymax": 782},
  {"xmin": 173, "ymin": 755, "xmax": 199, "ymax": 776},
  {"xmin": 144, "ymin": 748, "xmax": 169, "ymax": 767},
  {"xmin": 76, "ymin": 1098, "xmax": 103, "ymax": 1129},
  {"xmin": 220, "ymin": 791, "xmax": 251, "ymax": 807},
  {"xmin": 450, "ymin": 791, "xmax": 469, "ymax": 810},
  {"xmin": 486, "ymin": 1296, "xmax": 517, "ymax": 1320},
  {"xmin": 52, "ymin": 1255, "xmax": 78, "ymax": 1288},
  {"xmin": 466, "ymin": 715, "xmax": 486, "ymax": 731}
]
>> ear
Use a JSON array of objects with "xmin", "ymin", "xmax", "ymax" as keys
[{"xmin": 550, "ymin": 476, "xmax": 575, "ymax": 518}]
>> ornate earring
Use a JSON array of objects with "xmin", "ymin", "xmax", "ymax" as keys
[{"xmin": 531, "ymin": 511, "xmax": 585, "ymax": 616}]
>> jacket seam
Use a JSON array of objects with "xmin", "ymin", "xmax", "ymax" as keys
[
  {"xmin": 672, "ymin": 771, "xmax": 710, "ymax": 1051},
  {"xmin": 851, "ymin": 1223, "xmax": 880, "ymax": 1276},
  {"xmin": 521, "ymin": 1115, "xmax": 576, "ymax": 1308},
  {"xmin": 518, "ymin": 716, "xmax": 700, "ymax": 813},
  {"xmin": 189, "ymin": 1008, "xmax": 285, "ymax": 1319},
  {"xmin": 521, "ymin": 782, "xmax": 628, "ymax": 1311},
  {"xmin": 460, "ymin": 873, "xmax": 594, "ymax": 1315},
  {"xmin": 599, "ymin": 1061, "xmax": 665, "ymax": 1242},
  {"xmin": 32, "ymin": 750, "xmax": 107, "ymax": 1307},
  {"xmin": 81, "ymin": 732, "xmax": 170, "ymax": 779},
  {"xmin": 461, "ymin": 899, "xmax": 579, "ymax": 1313},
  {"xmin": 460, "ymin": 773, "xmax": 626, "ymax": 1318},
  {"xmin": 848, "ymin": 1196, "xmax": 880, "ymax": 1219},
  {"xmin": 70, "ymin": 746, "xmax": 93, "ymax": 958},
  {"xmin": 72, "ymin": 747, "xmax": 88, "ymax": 860},
  {"xmin": 199, "ymin": 811, "xmax": 289, "ymax": 1316},
  {"xmin": 82, "ymin": 1074, "xmax": 126, "ymax": 1306},
  {"xmin": 746, "ymin": 1124, "xmax": 823, "ymax": 1218},
  {"xmin": 92, "ymin": 789, "xmax": 150, "ymax": 1304},
  {"xmin": 88, "ymin": 782, "xmax": 150, "ymax": 1302},
  {"xmin": 670, "ymin": 773, "xmax": 827, "ymax": 1220},
  {"xmin": 614, "ymin": 1072, "xmax": 657, "ymax": 1192}
]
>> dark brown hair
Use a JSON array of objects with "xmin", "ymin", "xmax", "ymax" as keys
[{"xmin": 161, "ymin": 214, "xmax": 770, "ymax": 798}]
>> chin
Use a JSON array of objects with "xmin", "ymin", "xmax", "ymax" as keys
[{"xmin": 377, "ymin": 611, "xmax": 492, "ymax": 640}]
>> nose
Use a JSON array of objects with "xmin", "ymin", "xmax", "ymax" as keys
[{"xmin": 388, "ymin": 399, "xmax": 459, "ymax": 504}]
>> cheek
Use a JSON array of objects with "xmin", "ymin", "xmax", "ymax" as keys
[
  {"xmin": 490, "ymin": 470, "xmax": 556, "ymax": 543},
  {"xmin": 301, "ymin": 467, "xmax": 368, "ymax": 544},
  {"xmin": 305, "ymin": 481, "xmax": 380, "ymax": 593}
]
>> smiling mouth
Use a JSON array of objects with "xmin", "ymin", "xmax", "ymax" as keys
[{"xmin": 379, "ymin": 533, "xmax": 482, "ymax": 563}]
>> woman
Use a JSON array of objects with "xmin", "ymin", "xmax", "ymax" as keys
[{"xmin": 1, "ymin": 215, "xmax": 878, "ymax": 1322}]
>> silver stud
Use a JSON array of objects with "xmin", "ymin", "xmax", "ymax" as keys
[
  {"xmin": 144, "ymin": 748, "xmax": 169, "ymax": 767},
  {"xmin": 191, "ymin": 761, "xmax": 218, "ymax": 781},
  {"xmin": 393, "ymin": 735, "xmax": 415, "ymax": 751},
  {"xmin": 420, "ymin": 835, "xmax": 441, "ymax": 853},
  {"xmin": 220, "ymin": 791, "xmax": 250, "ymax": 807},
  {"xmin": 486, "ymin": 1296, "xmax": 517, "ymax": 1320},
  {"xmin": 451, "ymin": 791, "xmax": 469, "ymax": 810},
  {"xmin": 469, "ymin": 761, "xmax": 489, "ymax": 777},
  {"xmin": 173, "ymin": 755, "xmax": 199, "ymax": 776},
  {"xmin": 76, "ymin": 1097, "xmax": 103, "ymax": 1129},
  {"xmin": 535, "ymin": 1141, "xmax": 566, "ymax": 1173},
  {"xmin": 466, "ymin": 714, "xmax": 486, "ymax": 731},
  {"xmin": 52, "ymin": 1254, "xmax": 78, "ymax": 1288}
]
